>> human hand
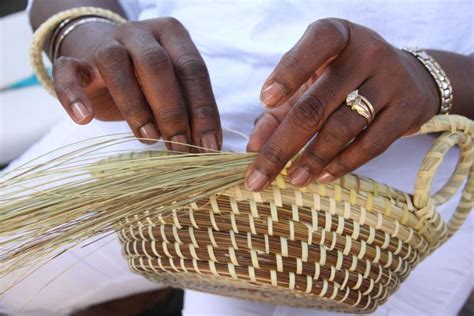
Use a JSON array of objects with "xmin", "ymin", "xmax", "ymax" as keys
[
  {"xmin": 53, "ymin": 17, "xmax": 221, "ymax": 151},
  {"xmin": 246, "ymin": 18, "xmax": 439, "ymax": 191}
]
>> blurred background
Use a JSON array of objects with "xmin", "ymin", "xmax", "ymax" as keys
[{"xmin": 0, "ymin": 0, "xmax": 65, "ymax": 169}]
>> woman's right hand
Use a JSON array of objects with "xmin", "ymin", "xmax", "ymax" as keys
[{"xmin": 53, "ymin": 17, "xmax": 221, "ymax": 151}]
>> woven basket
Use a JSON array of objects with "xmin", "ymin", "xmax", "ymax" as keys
[{"xmin": 116, "ymin": 115, "xmax": 473, "ymax": 313}]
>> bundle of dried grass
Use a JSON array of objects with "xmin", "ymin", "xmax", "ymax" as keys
[
  {"xmin": 1, "ymin": 115, "xmax": 472, "ymax": 313},
  {"xmin": 0, "ymin": 136, "xmax": 253, "ymax": 277}
]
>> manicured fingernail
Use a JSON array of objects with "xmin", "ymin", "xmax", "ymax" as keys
[
  {"xmin": 317, "ymin": 171, "xmax": 335, "ymax": 184},
  {"xmin": 289, "ymin": 167, "xmax": 312, "ymax": 186},
  {"xmin": 139, "ymin": 123, "xmax": 160, "ymax": 144},
  {"xmin": 170, "ymin": 134, "xmax": 190, "ymax": 152},
  {"xmin": 200, "ymin": 132, "xmax": 219, "ymax": 152},
  {"xmin": 260, "ymin": 81, "xmax": 286, "ymax": 108},
  {"xmin": 245, "ymin": 169, "xmax": 269, "ymax": 192},
  {"xmin": 71, "ymin": 102, "xmax": 89, "ymax": 122}
]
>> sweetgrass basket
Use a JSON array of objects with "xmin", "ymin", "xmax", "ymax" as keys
[{"xmin": 116, "ymin": 115, "xmax": 473, "ymax": 313}]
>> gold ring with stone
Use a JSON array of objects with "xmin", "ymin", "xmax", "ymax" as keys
[{"xmin": 346, "ymin": 90, "xmax": 375, "ymax": 124}]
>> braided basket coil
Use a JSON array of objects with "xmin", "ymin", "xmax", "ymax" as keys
[{"xmin": 115, "ymin": 115, "xmax": 473, "ymax": 313}]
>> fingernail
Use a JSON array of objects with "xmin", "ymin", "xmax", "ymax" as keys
[
  {"xmin": 317, "ymin": 171, "xmax": 335, "ymax": 184},
  {"xmin": 71, "ymin": 102, "xmax": 89, "ymax": 122},
  {"xmin": 139, "ymin": 123, "xmax": 160, "ymax": 144},
  {"xmin": 260, "ymin": 81, "xmax": 286, "ymax": 108},
  {"xmin": 170, "ymin": 134, "xmax": 190, "ymax": 152},
  {"xmin": 245, "ymin": 169, "xmax": 269, "ymax": 192},
  {"xmin": 200, "ymin": 132, "xmax": 219, "ymax": 152},
  {"xmin": 289, "ymin": 167, "xmax": 312, "ymax": 186}
]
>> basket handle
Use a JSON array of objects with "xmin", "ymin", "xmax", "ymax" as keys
[{"xmin": 412, "ymin": 115, "xmax": 473, "ymax": 242}]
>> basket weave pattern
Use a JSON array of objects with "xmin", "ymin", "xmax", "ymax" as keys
[{"xmin": 118, "ymin": 115, "xmax": 473, "ymax": 313}]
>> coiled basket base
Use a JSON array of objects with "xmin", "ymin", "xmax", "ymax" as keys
[{"xmin": 117, "ymin": 115, "xmax": 473, "ymax": 313}]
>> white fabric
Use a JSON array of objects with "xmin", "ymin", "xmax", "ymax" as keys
[
  {"xmin": 26, "ymin": 0, "xmax": 142, "ymax": 20},
  {"xmin": 2, "ymin": 0, "xmax": 473, "ymax": 315}
]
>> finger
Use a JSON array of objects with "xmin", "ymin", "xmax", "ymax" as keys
[
  {"xmin": 116, "ymin": 26, "xmax": 190, "ymax": 151},
  {"xmin": 94, "ymin": 40, "xmax": 160, "ymax": 144},
  {"xmin": 260, "ymin": 18, "xmax": 350, "ymax": 108},
  {"xmin": 317, "ymin": 106, "xmax": 411, "ymax": 183},
  {"xmin": 153, "ymin": 18, "xmax": 222, "ymax": 152},
  {"xmin": 288, "ymin": 77, "xmax": 391, "ymax": 186},
  {"xmin": 246, "ymin": 102, "xmax": 292, "ymax": 152},
  {"xmin": 52, "ymin": 56, "xmax": 94, "ymax": 124},
  {"xmin": 246, "ymin": 55, "xmax": 369, "ymax": 192},
  {"xmin": 247, "ymin": 79, "xmax": 312, "ymax": 152}
]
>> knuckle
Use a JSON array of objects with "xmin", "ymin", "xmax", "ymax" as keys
[
  {"xmin": 53, "ymin": 56, "xmax": 73, "ymax": 71},
  {"xmin": 256, "ymin": 111, "xmax": 282, "ymax": 127},
  {"xmin": 281, "ymin": 51, "xmax": 300, "ymax": 70},
  {"xmin": 115, "ymin": 21, "xmax": 135, "ymax": 33},
  {"xmin": 289, "ymin": 94, "xmax": 325, "ymax": 130},
  {"xmin": 140, "ymin": 45, "xmax": 163, "ymax": 59},
  {"xmin": 253, "ymin": 112, "xmax": 265, "ymax": 126},
  {"xmin": 160, "ymin": 16, "xmax": 185, "ymax": 31},
  {"xmin": 309, "ymin": 18, "xmax": 349, "ymax": 47},
  {"xmin": 331, "ymin": 155, "xmax": 353, "ymax": 175},
  {"xmin": 280, "ymin": 52, "xmax": 307, "ymax": 85},
  {"xmin": 157, "ymin": 107, "xmax": 186, "ymax": 125},
  {"xmin": 321, "ymin": 119, "xmax": 353, "ymax": 144},
  {"xmin": 326, "ymin": 109, "xmax": 363, "ymax": 142},
  {"xmin": 139, "ymin": 46, "xmax": 172, "ymax": 72},
  {"xmin": 53, "ymin": 57, "xmax": 80, "ymax": 81},
  {"xmin": 261, "ymin": 142, "xmax": 287, "ymax": 166},
  {"xmin": 305, "ymin": 150, "xmax": 330, "ymax": 167},
  {"xmin": 176, "ymin": 56, "xmax": 209, "ymax": 81},
  {"xmin": 120, "ymin": 101, "xmax": 149, "ymax": 117},
  {"xmin": 95, "ymin": 42, "xmax": 127, "ymax": 67},
  {"xmin": 360, "ymin": 137, "xmax": 386, "ymax": 156},
  {"xmin": 192, "ymin": 104, "xmax": 217, "ymax": 120},
  {"xmin": 54, "ymin": 81, "xmax": 77, "ymax": 95}
]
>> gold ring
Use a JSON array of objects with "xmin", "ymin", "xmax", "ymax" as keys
[{"xmin": 346, "ymin": 90, "xmax": 375, "ymax": 124}]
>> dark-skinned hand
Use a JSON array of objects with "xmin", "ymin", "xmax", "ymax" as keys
[
  {"xmin": 246, "ymin": 18, "xmax": 440, "ymax": 191},
  {"xmin": 52, "ymin": 17, "xmax": 221, "ymax": 152}
]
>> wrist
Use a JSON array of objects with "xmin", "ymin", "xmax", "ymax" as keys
[
  {"xmin": 401, "ymin": 50, "xmax": 439, "ymax": 117},
  {"xmin": 401, "ymin": 48, "xmax": 453, "ymax": 115},
  {"xmin": 57, "ymin": 20, "xmax": 118, "ymax": 59}
]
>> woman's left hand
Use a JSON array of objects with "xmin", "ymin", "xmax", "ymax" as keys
[{"xmin": 246, "ymin": 18, "xmax": 440, "ymax": 191}]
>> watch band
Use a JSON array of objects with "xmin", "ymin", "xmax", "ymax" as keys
[{"xmin": 401, "ymin": 47, "xmax": 453, "ymax": 114}]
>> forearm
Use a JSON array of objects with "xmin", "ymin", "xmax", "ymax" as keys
[
  {"xmin": 427, "ymin": 50, "xmax": 474, "ymax": 119},
  {"xmin": 29, "ymin": 0, "xmax": 126, "ymax": 58}
]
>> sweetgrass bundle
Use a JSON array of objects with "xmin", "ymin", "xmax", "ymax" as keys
[
  {"xmin": 0, "ymin": 135, "xmax": 253, "ymax": 275},
  {"xmin": 1, "ymin": 115, "xmax": 473, "ymax": 313}
]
